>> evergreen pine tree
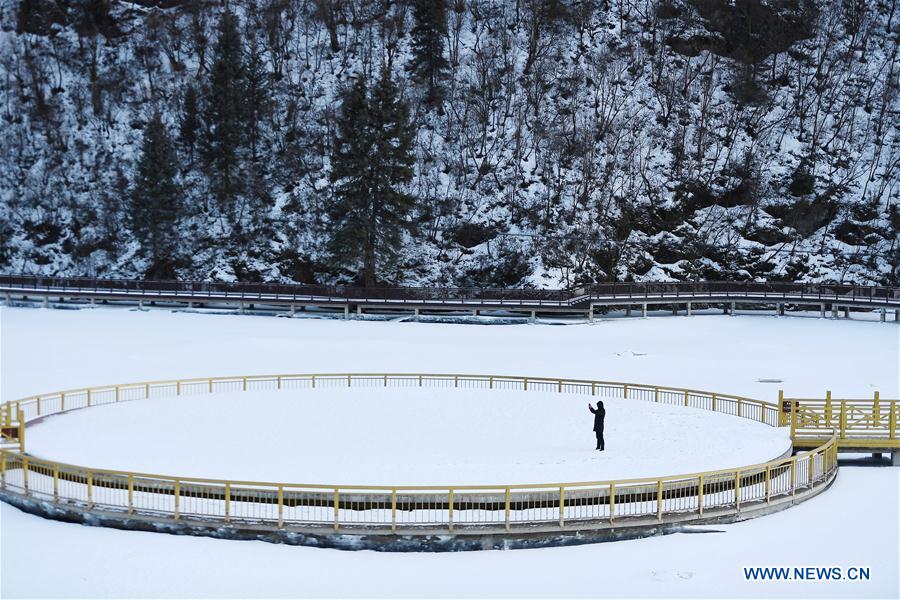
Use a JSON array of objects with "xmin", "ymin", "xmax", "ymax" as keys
[
  {"xmin": 202, "ymin": 10, "xmax": 246, "ymax": 215},
  {"xmin": 408, "ymin": 0, "xmax": 449, "ymax": 108},
  {"xmin": 130, "ymin": 112, "xmax": 182, "ymax": 279},
  {"xmin": 328, "ymin": 69, "xmax": 416, "ymax": 287},
  {"xmin": 179, "ymin": 84, "xmax": 200, "ymax": 169}
]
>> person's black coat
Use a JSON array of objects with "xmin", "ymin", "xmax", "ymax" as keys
[{"xmin": 589, "ymin": 404, "xmax": 605, "ymax": 432}]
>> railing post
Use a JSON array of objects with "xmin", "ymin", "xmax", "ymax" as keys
[
  {"xmin": 684, "ymin": 390, "xmax": 689, "ymax": 407},
  {"xmin": 697, "ymin": 475, "xmax": 703, "ymax": 515},
  {"xmin": 557, "ymin": 379, "xmax": 562, "ymax": 393},
  {"xmin": 737, "ymin": 396, "xmax": 742, "ymax": 417},
  {"xmin": 791, "ymin": 458, "xmax": 796, "ymax": 496},
  {"xmin": 87, "ymin": 470, "xmax": 93, "ymax": 509},
  {"xmin": 808, "ymin": 454, "xmax": 814, "ymax": 486},
  {"xmin": 873, "ymin": 391, "xmax": 880, "ymax": 428},
  {"xmin": 777, "ymin": 390, "xmax": 784, "ymax": 426},
  {"xmin": 825, "ymin": 390, "xmax": 832, "ymax": 426},
  {"xmin": 1, "ymin": 450, "xmax": 6, "ymax": 489},
  {"xmin": 334, "ymin": 489, "xmax": 340, "ymax": 531},
  {"xmin": 454, "ymin": 375, "xmax": 459, "ymax": 388},
  {"xmin": 53, "ymin": 464, "xmax": 59, "ymax": 501},
  {"xmin": 839, "ymin": 400, "xmax": 847, "ymax": 440},
  {"xmin": 127, "ymin": 474, "xmax": 134, "ymax": 514},
  {"xmin": 115, "ymin": 386, "xmax": 119, "ymax": 402},
  {"xmin": 391, "ymin": 489, "xmax": 397, "ymax": 532},
  {"xmin": 504, "ymin": 488, "xmax": 511, "ymax": 530},
  {"xmin": 712, "ymin": 393, "xmax": 717, "ymax": 413},
  {"xmin": 734, "ymin": 471, "xmax": 740, "ymax": 510},
  {"xmin": 224, "ymin": 482, "xmax": 231, "ymax": 522},
  {"xmin": 61, "ymin": 392, "xmax": 65, "ymax": 411},
  {"xmin": 448, "ymin": 489, "xmax": 454, "ymax": 532},
  {"xmin": 87, "ymin": 388, "xmax": 92, "ymax": 407},
  {"xmin": 489, "ymin": 376, "xmax": 494, "ymax": 389},
  {"xmin": 22, "ymin": 457, "xmax": 29, "ymax": 494},
  {"xmin": 176, "ymin": 381, "xmax": 181, "ymax": 396},
  {"xmin": 623, "ymin": 384, "xmax": 628, "ymax": 399},
  {"xmin": 790, "ymin": 400, "xmax": 797, "ymax": 438},
  {"xmin": 384, "ymin": 374, "xmax": 388, "ymax": 387},
  {"xmin": 609, "ymin": 483, "xmax": 615, "ymax": 522},
  {"xmin": 656, "ymin": 480, "xmax": 663, "ymax": 520},
  {"xmin": 765, "ymin": 465, "xmax": 771, "ymax": 503},
  {"xmin": 208, "ymin": 379, "xmax": 213, "ymax": 393},
  {"xmin": 242, "ymin": 377, "xmax": 247, "ymax": 392},
  {"xmin": 590, "ymin": 381, "xmax": 594, "ymax": 396},
  {"xmin": 36, "ymin": 396, "xmax": 41, "ymax": 416},
  {"xmin": 347, "ymin": 374, "xmax": 352, "ymax": 387},
  {"xmin": 312, "ymin": 375, "xmax": 316, "ymax": 388},
  {"xmin": 654, "ymin": 387, "xmax": 659, "ymax": 402},
  {"xmin": 145, "ymin": 383, "xmax": 150, "ymax": 399},
  {"xmin": 559, "ymin": 486, "xmax": 565, "ymax": 527},
  {"xmin": 174, "ymin": 479, "xmax": 180, "ymax": 520},
  {"xmin": 277, "ymin": 376, "xmax": 282, "ymax": 390},
  {"xmin": 278, "ymin": 486, "xmax": 284, "ymax": 528},
  {"xmin": 890, "ymin": 401, "xmax": 897, "ymax": 440},
  {"xmin": 418, "ymin": 375, "xmax": 423, "ymax": 387}
]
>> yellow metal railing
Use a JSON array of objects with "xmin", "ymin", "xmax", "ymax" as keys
[
  {"xmin": 0, "ymin": 373, "xmax": 837, "ymax": 533},
  {"xmin": 787, "ymin": 390, "xmax": 899, "ymax": 448}
]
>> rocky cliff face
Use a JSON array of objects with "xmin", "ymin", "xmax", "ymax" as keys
[{"xmin": 1, "ymin": 0, "xmax": 897, "ymax": 286}]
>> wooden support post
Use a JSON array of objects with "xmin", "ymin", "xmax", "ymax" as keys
[
  {"xmin": 684, "ymin": 390, "xmax": 689, "ymax": 407},
  {"xmin": 489, "ymin": 376, "xmax": 493, "ymax": 389},
  {"xmin": 609, "ymin": 484, "xmax": 615, "ymax": 522},
  {"xmin": 623, "ymin": 384, "xmax": 628, "ymax": 399},
  {"xmin": 176, "ymin": 381, "xmax": 181, "ymax": 396},
  {"xmin": 559, "ymin": 487, "xmax": 565, "ymax": 527},
  {"xmin": 557, "ymin": 379, "xmax": 562, "ymax": 393},
  {"xmin": 737, "ymin": 396, "xmax": 742, "ymax": 417},
  {"xmin": 277, "ymin": 376, "xmax": 282, "ymax": 390},
  {"xmin": 391, "ymin": 489, "xmax": 397, "ymax": 532},
  {"xmin": 697, "ymin": 475, "xmax": 703, "ymax": 515},
  {"xmin": 242, "ymin": 377, "xmax": 247, "ymax": 392},
  {"xmin": 790, "ymin": 400, "xmax": 798, "ymax": 439},
  {"xmin": 712, "ymin": 393, "xmax": 717, "ymax": 413},
  {"xmin": 889, "ymin": 401, "xmax": 896, "ymax": 441},
  {"xmin": 127, "ymin": 474, "xmax": 134, "ymax": 514},
  {"xmin": 840, "ymin": 400, "xmax": 847, "ymax": 440},
  {"xmin": 87, "ymin": 388, "xmax": 92, "ymax": 407},
  {"xmin": 1, "ymin": 451, "xmax": 5, "ymax": 489},
  {"xmin": 22, "ymin": 457, "xmax": 28, "ymax": 494},
  {"xmin": 115, "ymin": 386, "xmax": 120, "ymax": 402},
  {"xmin": 825, "ymin": 390, "xmax": 832, "ymax": 427},
  {"xmin": 61, "ymin": 392, "xmax": 65, "ymax": 411},
  {"xmin": 278, "ymin": 487, "xmax": 284, "ymax": 528},
  {"xmin": 765, "ymin": 465, "xmax": 771, "ymax": 504},
  {"xmin": 734, "ymin": 471, "xmax": 740, "ymax": 510},
  {"xmin": 224, "ymin": 483, "xmax": 231, "ymax": 522},
  {"xmin": 504, "ymin": 488, "xmax": 511, "ymax": 531},
  {"xmin": 448, "ymin": 489, "xmax": 454, "ymax": 532},
  {"xmin": 873, "ymin": 391, "xmax": 880, "ymax": 428},
  {"xmin": 87, "ymin": 471, "xmax": 93, "ymax": 510},
  {"xmin": 656, "ymin": 480, "xmax": 663, "ymax": 520},
  {"xmin": 53, "ymin": 464, "xmax": 59, "ymax": 502},
  {"xmin": 174, "ymin": 480, "xmax": 180, "ymax": 520},
  {"xmin": 145, "ymin": 383, "xmax": 150, "ymax": 398},
  {"xmin": 334, "ymin": 490, "xmax": 340, "ymax": 531},
  {"xmin": 654, "ymin": 387, "xmax": 659, "ymax": 403}
]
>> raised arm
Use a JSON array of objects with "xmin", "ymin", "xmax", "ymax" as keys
[{"xmin": 588, "ymin": 403, "xmax": 596, "ymax": 414}]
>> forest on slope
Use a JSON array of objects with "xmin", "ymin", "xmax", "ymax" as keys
[{"xmin": 0, "ymin": 0, "xmax": 898, "ymax": 287}]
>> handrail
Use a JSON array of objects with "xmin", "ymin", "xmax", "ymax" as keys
[
  {"xmin": 1, "ymin": 274, "xmax": 897, "ymax": 307},
  {"xmin": 0, "ymin": 373, "xmax": 839, "ymax": 533}
]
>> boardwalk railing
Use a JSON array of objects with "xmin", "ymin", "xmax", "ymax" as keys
[
  {"xmin": 0, "ymin": 373, "xmax": 838, "ymax": 533},
  {"xmin": 788, "ymin": 392, "xmax": 900, "ymax": 449},
  {"xmin": 1, "ymin": 274, "xmax": 897, "ymax": 308}
]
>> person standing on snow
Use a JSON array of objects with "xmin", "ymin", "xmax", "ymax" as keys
[{"xmin": 588, "ymin": 401, "xmax": 605, "ymax": 451}]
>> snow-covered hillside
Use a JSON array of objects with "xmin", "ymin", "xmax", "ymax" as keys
[{"xmin": 0, "ymin": 0, "xmax": 897, "ymax": 285}]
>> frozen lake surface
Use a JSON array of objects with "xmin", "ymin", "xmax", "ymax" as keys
[{"xmin": 25, "ymin": 388, "xmax": 790, "ymax": 485}]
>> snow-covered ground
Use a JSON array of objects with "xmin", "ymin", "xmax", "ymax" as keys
[
  {"xmin": 1, "ymin": 305, "xmax": 898, "ymax": 598},
  {"xmin": 25, "ymin": 389, "xmax": 791, "ymax": 485}
]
